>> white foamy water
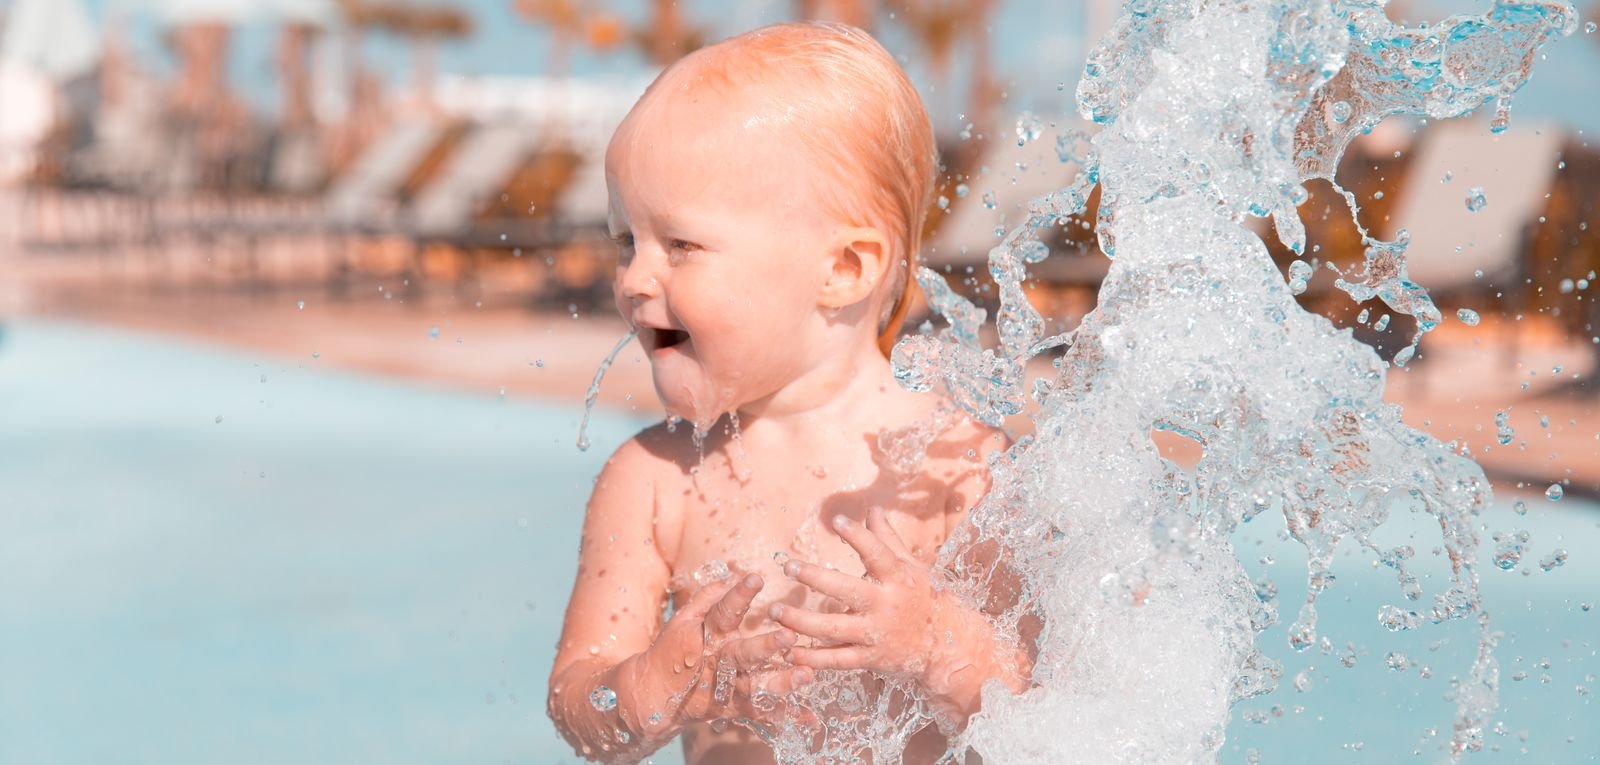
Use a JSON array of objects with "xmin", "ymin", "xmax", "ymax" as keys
[{"xmin": 785, "ymin": 1, "xmax": 1581, "ymax": 763}]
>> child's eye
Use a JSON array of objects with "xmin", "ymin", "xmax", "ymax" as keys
[
  {"xmin": 610, "ymin": 234, "xmax": 636, "ymax": 262},
  {"xmin": 669, "ymin": 239, "xmax": 703, "ymax": 254}
]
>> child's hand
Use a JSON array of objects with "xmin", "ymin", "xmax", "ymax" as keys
[
  {"xmin": 636, "ymin": 570, "xmax": 814, "ymax": 729},
  {"xmin": 769, "ymin": 508, "xmax": 958, "ymax": 682}
]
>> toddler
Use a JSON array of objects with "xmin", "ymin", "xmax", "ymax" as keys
[{"xmin": 547, "ymin": 22, "xmax": 1028, "ymax": 765}]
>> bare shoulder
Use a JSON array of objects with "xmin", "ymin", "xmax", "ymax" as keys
[
  {"xmin": 910, "ymin": 405, "xmax": 1009, "ymax": 535},
  {"xmin": 595, "ymin": 420, "xmax": 700, "ymax": 485},
  {"xmin": 922, "ymin": 407, "xmax": 1010, "ymax": 482},
  {"xmin": 589, "ymin": 420, "xmax": 699, "ymax": 567}
]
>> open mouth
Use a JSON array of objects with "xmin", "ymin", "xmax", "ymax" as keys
[{"xmin": 643, "ymin": 327, "xmax": 690, "ymax": 352}]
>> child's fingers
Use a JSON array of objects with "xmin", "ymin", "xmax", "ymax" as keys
[
  {"xmin": 674, "ymin": 575, "xmax": 741, "ymax": 626},
  {"xmin": 830, "ymin": 515, "xmax": 899, "ymax": 578},
  {"xmin": 768, "ymin": 602, "xmax": 869, "ymax": 645},
  {"xmin": 866, "ymin": 507, "xmax": 913, "ymax": 558},
  {"xmin": 721, "ymin": 628, "xmax": 796, "ymax": 671},
  {"xmin": 783, "ymin": 560, "xmax": 872, "ymax": 610},
  {"xmin": 786, "ymin": 645, "xmax": 871, "ymax": 672},
  {"xmin": 706, "ymin": 573, "xmax": 764, "ymax": 634}
]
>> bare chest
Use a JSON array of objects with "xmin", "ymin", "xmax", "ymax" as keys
[{"xmin": 662, "ymin": 458, "xmax": 956, "ymax": 631}]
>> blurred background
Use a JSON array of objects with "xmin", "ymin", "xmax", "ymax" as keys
[{"xmin": 1, "ymin": 1, "xmax": 1596, "ymax": 763}]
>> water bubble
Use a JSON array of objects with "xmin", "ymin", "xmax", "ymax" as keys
[
  {"xmin": 1373, "ymin": 313, "xmax": 1392, "ymax": 332},
  {"xmin": 982, "ymin": 190, "xmax": 998, "ymax": 210},
  {"xmin": 1456, "ymin": 308, "xmax": 1480, "ymax": 326},
  {"xmin": 1513, "ymin": 499, "xmax": 1527, "ymax": 515},
  {"xmin": 1545, "ymin": 483, "xmax": 1564, "ymax": 501},
  {"xmin": 1588, "ymin": 21, "xmax": 1597, "ymax": 33},
  {"xmin": 296, "ymin": 300, "xmax": 305, "ymax": 310},
  {"xmin": 1442, "ymin": 170, "xmax": 1454, "ymax": 183},
  {"xmin": 428, "ymin": 326, "xmax": 440, "ymax": 339},
  {"xmin": 955, "ymin": 183, "xmax": 970, "ymax": 198},
  {"xmin": 589, "ymin": 686, "xmax": 618, "ymax": 712},
  {"xmin": 938, "ymin": 196, "xmax": 950, "ymax": 211},
  {"xmin": 1385, "ymin": 651, "xmax": 1410, "ymax": 671},
  {"xmin": 1538, "ymin": 549, "xmax": 1568, "ymax": 571},
  {"xmin": 1465, "ymin": 187, "xmax": 1487, "ymax": 212},
  {"xmin": 213, "ymin": 415, "xmax": 223, "ymax": 424},
  {"xmin": 311, "ymin": 351, "xmax": 320, "ymax": 359},
  {"xmin": 1329, "ymin": 100, "xmax": 1352, "ymax": 123}
]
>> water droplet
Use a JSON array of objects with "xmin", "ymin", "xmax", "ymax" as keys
[
  {"xmin": 296, "ymin": 300, "xmax": 305, "ymax": 310},
  {"xmin": 1495, "ymin": 410, "xmax": 1515, "ymax": 445},
  {"xmin": 1288, "ymin": 260, "xmax": 1313, "ymax": 295},
  {"xmin": 1386, "ymin": 651, "xmax": 1410, "ymax": 671},
  {"xmin": 1587, "ymin": 21, "xmax": 1597, "ymax": 33},
  {"xmin": 1015, "ymin": 111, "xmax": 1042, "ymax": 144},
  {"xmin": 311, "ymin": 351, "xmax": 320, "ymax": 359},
  {"xmin": 428, "ymin": 326, "xmax": 440, "ymax": 339},
  {"xmin": 589, "ymin": 686, "xmax": 618, "ymax": 711},
  {"xmin": 1293, "ymin": 669, "xmax": 1313, "ymax": 692},
  {"xmin": 1456, "ymin": 308, "xmax": 1480, "ymax": 326},
  {"xmin": 1513, "ymin": 499, "xmax": 1527, "ymax": 515},
  {"xmin": 534, "ymin": 359, "xmax": 545, "ymax": 368},
  {"xmin": 1442, "ymin": 170, "xmax": 1454, "ymax": 183},
  {"xmin": 213, "ymin": 415, "xmax": 223, "ymax": 424},
  {"xmin": 937, "ymin": 196, "xmax": 950, "ymax": 210},
  {"xmin": 955, "ymin": 183, "xmax": 970, "ymax": 198},
  {"xmin": 1329, "ymin": 100, "xmax": 1352, "ymax": 123},
  {"xmin": 1492, "ymin": 538, "xmax": 1523, "ymax": 570},
  {"xmin": 1545, "ymin": 483, "xmax": 1564, "ymax": 501},
  {"xmin": 1465, "ymin": 187, "xmax": 1487, "ymax": 212},
  {"xmin": 1538, "ymin": 549, "xmax": 1568, "ymax": 571},
  {"xmin": 982, "ymin": 190, "xmax": 998, "ymax": 210},
  {"xmin": 1378, "ymin": 605, "xmax": 1420, "ymax": 631},
  {"xmin": 1373, "ymin": 313, "xmax": 1392, "ymax": 332}
]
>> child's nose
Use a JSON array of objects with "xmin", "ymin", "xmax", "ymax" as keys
[{"xmin": 616, "ymin": 256, "xmax": 663, "ymax": 301}]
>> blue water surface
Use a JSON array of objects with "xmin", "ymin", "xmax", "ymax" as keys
[{"xmin": 0, "ymin": 318, "xmax": 654, "ymax": 764}]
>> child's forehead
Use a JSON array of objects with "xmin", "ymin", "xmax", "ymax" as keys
[{"xmin": 609, "ymin": 91, "xmax": 837, "ymax": 200}]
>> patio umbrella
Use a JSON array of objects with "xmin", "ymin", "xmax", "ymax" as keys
[
  {"xmin": 121, "ymin": 0, "xmax": 337, "ymax": 26},
  {"xmin": 0, "ymin": 0, "xmax": 99, "ymax": 82}
]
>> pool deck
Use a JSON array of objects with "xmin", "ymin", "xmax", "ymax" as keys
[{"xmin": 7, "ymin": 271, "xmax": 1598, "ymax": 500}]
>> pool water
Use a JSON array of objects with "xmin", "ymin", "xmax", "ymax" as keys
[
  {"xmin": 1, "ymin": 319, "xmax": 1593, "ymax": 763},
  {"xmin": 0, "ymin": 318, "xmax": 649, "ymax": 764}
]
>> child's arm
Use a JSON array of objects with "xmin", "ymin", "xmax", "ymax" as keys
[
  {"xmin": 772, "ymin": 508, "xmax": 1032, "ymax": 727},
  {"xmin": 547, "ymin": 438, "xmax": 805, "ymax": 762}
]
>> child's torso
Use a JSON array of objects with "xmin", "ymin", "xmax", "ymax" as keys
[{"xmin": 654, "ymin": 411, "xmax": 983, "ymax": 765}]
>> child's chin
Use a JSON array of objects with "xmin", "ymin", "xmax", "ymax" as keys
[{"xmin": 650, "ymin": 378, "xmax": 714, "ymax": 427}]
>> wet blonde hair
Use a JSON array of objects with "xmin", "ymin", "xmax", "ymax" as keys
[{"xmin": 640, "ymin": 21, "xmax": 937, "ymax": 358}]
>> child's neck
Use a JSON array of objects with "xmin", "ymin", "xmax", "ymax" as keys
[{"xmin": 735, "ymin": 334, "xmax": 901, "ymax": 442}]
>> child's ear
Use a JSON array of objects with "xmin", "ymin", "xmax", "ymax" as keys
[{"xmin": 818, "ymin": 227, "xmax": 891, "ymax": 310}]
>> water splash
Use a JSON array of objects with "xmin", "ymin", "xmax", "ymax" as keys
[
  {"xmin": 575, "ymin": 330, "xmax": 637, "ymax": 452},
  {"xmin": 781, "ymin": 1, "xmax": 1576, "ymax": 763}
]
